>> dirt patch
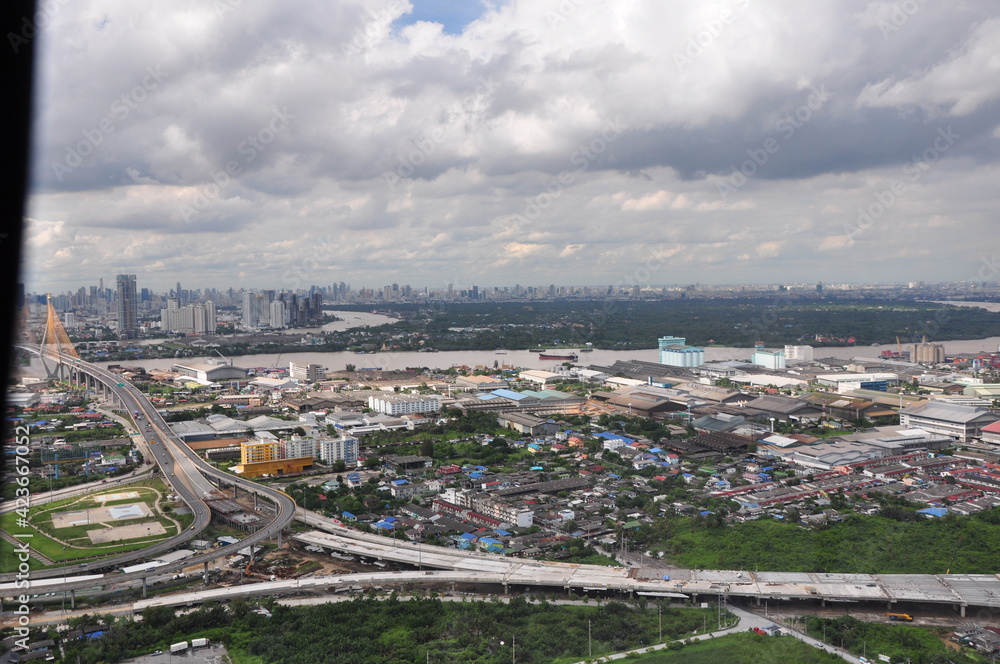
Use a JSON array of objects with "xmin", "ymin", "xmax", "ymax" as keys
[
  {"xmin": 92, "ymin": 491, "xmax": 140, "ymax": 503},
  {"xmin": 52, "ymin": 502, "xmax": 152, "ymax": 529},
  {"xmin": 938, "ymin": 636, "xmax": 961, "ymax": 651},
  {"xmin": 88, "ymin": 521, "xmax": 166, "ymax": 543}
]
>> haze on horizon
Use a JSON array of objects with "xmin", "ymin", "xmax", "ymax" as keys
[{"xmin": 22, "ymin": 0, "xmax": 1000, "ymax": 294}]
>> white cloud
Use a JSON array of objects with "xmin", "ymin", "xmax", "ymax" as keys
[
  {"xmin": 21, "ymin": 0, "xmax": 1000, "ymax": 291},
  {"xmin": 856, "ymin": 17, "xmax": 1000, "ymax": 116}
]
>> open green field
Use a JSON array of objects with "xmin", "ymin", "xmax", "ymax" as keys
[
  {"xmin": 800, "ymin": 615, "xmax": 985, "ymax": 664},
  {"xmin": 0, "ymin": 537, "xmax": 43, "ymax": 572},
  {"xmin": 0, "ymin": 478, "xmax": 189, "ymax": 572},
  {"xmin": 644, "ymin": 510, "xmax": 1000, "ymax": 574},
  {"xmin": 621, "ymin": 633, "xmax": 843, "ymax": 663}
]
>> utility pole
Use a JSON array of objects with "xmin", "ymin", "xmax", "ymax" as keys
[
  {"xmin": 658, "ymin": 605, "xmax": 662, "ymax": 642},
  {"xmin": 588, "ymin": 619, "xmax": 592, "ymax": 659}
]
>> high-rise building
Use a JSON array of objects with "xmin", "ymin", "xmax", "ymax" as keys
[
  {"xmin": 319, "ymin": 435, "xmax": 358, "ymax": 466},
  {"xmin": 116, "ymin": 274, "xmax": 138, "ymax": 338},
  {"xmin": 784, "ymin": 345, "xmax": 814, "ymax": 362},
  {"xmin": 240, "ymin": 439, "xmax": 280, "ymax": 464},
  {"xmin": 269, "ymin": 300, "xmax": 286, "ymax": 328},
  {"xmin": 289, "ymin": 362, "xmax": 326, "ymax": 382}
]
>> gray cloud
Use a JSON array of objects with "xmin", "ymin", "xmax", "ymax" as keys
[{"xmin": 24, "ymin": 0, "xmax": 1000, "ymax": 292}]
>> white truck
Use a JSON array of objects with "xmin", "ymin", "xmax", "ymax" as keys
[
  {"xmin": 191, "ymin": 638, "xmax": 210, "ymax": 649},
  {"xmin": 169, "ymin": 641, "xmax": 188, "ymax": 653}
]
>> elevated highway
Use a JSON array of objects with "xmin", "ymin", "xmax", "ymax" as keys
[
  {"xmin": 3, "ymin": 346, "xmax": 297, "ymax": 592},
  {"xmin": 5, "ymin": 506, "xmax": 998, "ymax": 618},
  {"xmin": 289, "ymin": 514, "xmax": 1000, "ymax": 618}
]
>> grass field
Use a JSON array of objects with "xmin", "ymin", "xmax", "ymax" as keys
[
  {"xmin": 0, "ymin": 478, "xmax": 189, "ymax": 572},
  {"xmin": 618, "ymin": 633, "xmax": 844, "ymax": 664}
]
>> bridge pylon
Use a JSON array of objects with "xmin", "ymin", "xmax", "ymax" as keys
[{"xmin": 38, "ymin": 295, "xmax": 79, "ymax": 378}]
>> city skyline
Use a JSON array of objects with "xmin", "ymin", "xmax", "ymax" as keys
[
  {"xmin": 22, "ymin": 1, "xmax": 1000, "ymax": 293},
  {"xmin": 29, "ymin": 275, "xmax": 1000, "ymax": 303}
]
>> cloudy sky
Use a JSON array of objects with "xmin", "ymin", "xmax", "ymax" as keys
[{"xmin": 23, "ymin": 0, "xmax": 1000, "ymax": 294}]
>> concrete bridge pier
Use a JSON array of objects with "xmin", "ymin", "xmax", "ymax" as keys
[
  {"xmin": 69, "ymin": 589, "xmax": 75, "ymax": 610},
  {"xmin": 141, "ymin": 577, "xmax": 147, "ymax": 599},
  {"xmin": 821, "ymin": 598, "xmax": 826, "ymax": 608},
  {"xmin": 503, "ymin": 582, "xmax": 508, "ymax": 595},
  {"xmin": 956, "ymin": 603, "xmax": 967, "ymax": 618}
]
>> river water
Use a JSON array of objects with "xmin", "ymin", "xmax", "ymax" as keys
[{"xmin": 25, "ymin": 308, "xmax": 1000, "ymax": 376}]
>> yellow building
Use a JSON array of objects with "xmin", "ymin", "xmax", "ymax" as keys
[
  {"xmin": 240, "ymin": 439, "xmax": 280, "ymax": 465},
  {"xmin": 232, "ymin": 456, "xmax": 313, "ymax": 478}
]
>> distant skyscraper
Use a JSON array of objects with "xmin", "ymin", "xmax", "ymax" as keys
[
  {"xmin": 269, "ymin": 300, "xmax": 286, "ymax": 328},
  {"xmin": 116, "ymin": 274, "xmax": 138, "ymax": 338}
]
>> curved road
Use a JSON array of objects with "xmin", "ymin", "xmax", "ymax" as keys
[{"xmin": 1, "ymin": 347, "xmax": 297, "ymax": 590}]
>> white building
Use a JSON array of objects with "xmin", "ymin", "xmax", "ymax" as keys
[
  {"xmin": 751, "ymin": 346, "xmax": 786, "ymax": 370},
  {"xmin": 815, "ymin": 373, "xmax": 898, "ymax": 394},
  {"xmin": 899, "ymin": 402, "xmax": 1000, "ymax": 442},
  {"xmin": 784, "ymin": 345, "xmax": 814, "ymax": 362},
  {"xmin": 290, "ymin": 362, "xmax": 326, "ymax": 383},
  {"xmin": 281, "ymin": 435, "xmax": 318, "ymax": 459},
  {"xmin": 319, "ymin": 435, "xmax": 359, "ymax": 466},
  {"xmin": 172, "ymin": 360, "xmax": 246, "ymax": 383},
  {"xmin": 518, "ymin": 369, "xmax": 565, "ymax": 386},
  {"xmin": 658, "ymin": 335, "xmax": 705, "ymax": 367},
  {"xmin": 368, "ymin": 394, "xmax": 441, "ymax": 416},
  {"xmin": 269, "ymin": 300, "xmax": 286, "ymax": 329},
  {"xmin": 162, "ymin": 299, "xmax": 216, "ymax": 334}
]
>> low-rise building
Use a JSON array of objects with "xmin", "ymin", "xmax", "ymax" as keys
[
  {"xmin": 497, "ymin": 412, "xmax": 559, "ymax": 436},
  {"xmin": 368, "ymin": 393, "xmax": 441, "ymax": 416},
  {"xmin": 900, "ymin": 402, "xmax": 1000, "ymax": 442}
]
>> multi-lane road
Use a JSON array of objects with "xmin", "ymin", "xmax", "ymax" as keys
[{"xmin": 2, "ymin": 347, "xmax": 297, "ymax": 590}]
